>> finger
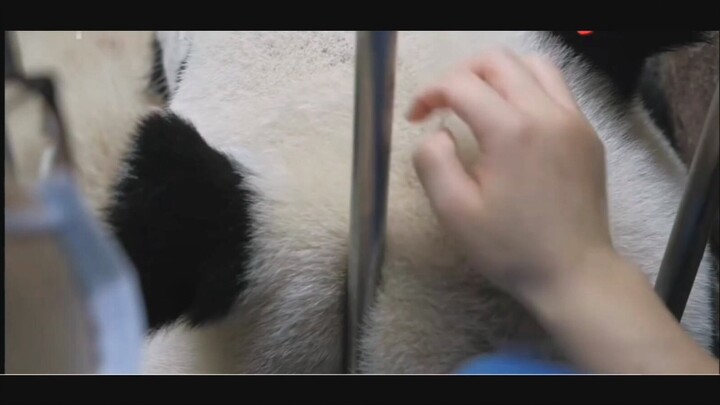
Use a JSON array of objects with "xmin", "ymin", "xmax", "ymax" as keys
[
  {"xmin": 522, "ymin": 55, "xmax": 578, "ymax": 111},
  {"xmin": 407, "ymin": 70, "xmax": 517, "ymax": 145},
  {"xmin": 462, "ymin": 48, "xmax": 554, "ymax": 111},
  {"xmin": 413, "ymin": 129, "xmax": 482, "ymax": 222}
]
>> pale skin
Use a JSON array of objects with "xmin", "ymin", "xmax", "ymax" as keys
[{"xmin": 408, "ymin": 49, "xmax": 719, "ymax": 374}]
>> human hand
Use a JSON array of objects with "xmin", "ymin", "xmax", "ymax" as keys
[{"xmin": 409, "ymin": 49, "xmax": 614, "ymax": 299}]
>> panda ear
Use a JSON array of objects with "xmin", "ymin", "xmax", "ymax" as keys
[{"xmin": 550, "ymin": 31, "xmax": 713, "ymax": 99}]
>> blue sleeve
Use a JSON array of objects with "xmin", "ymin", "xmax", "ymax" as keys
[{"xmin": 454, "ymin": 350, "xmax": 579, "ymax": 375}]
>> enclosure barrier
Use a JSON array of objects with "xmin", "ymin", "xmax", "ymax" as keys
[
  {"xmin": 655, "ymin": 85, "xmax": 719, "ymax": 320},
  {"xmin": 345, "ymin": 31, "xmax": 398, "ymax": 374}
]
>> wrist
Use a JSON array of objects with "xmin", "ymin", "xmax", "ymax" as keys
[
  {"xmin": 514, "ymin": 245, "xmax": 629, "ymax": 313},
  {"xmin": 513, "ymin": 247, "xmax": 718, "ymax": 374}
]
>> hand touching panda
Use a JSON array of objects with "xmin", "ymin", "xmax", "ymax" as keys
[
  {"xmin": 409, "ymin": 48, "xmax": 719, "ymax": 374},
  {"xmin": 409, "ymin": 48, "xmax": 609, "ymax": 298}
]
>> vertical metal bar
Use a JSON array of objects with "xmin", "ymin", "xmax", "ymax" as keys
[
  {"xmin": 655, "ymin": 85, "xmax": 719, "ymax": 320},
  {"xmin": 5, "ymin": 31, "xmax": 21, "ymax": 178},
  {"xmin": 344, "ymin": 31, "xmax": 398, "ymax": 374},
  {"xmin": 5, "ymin": 129, "xmax": 16, "ymax": 178},
  {"xmin": 5, "ymin": 31, "xmax": 24, "ymax": 77}
]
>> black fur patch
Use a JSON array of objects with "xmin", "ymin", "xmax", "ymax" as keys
[
  {"xmin": 551, "ymin": 31, "xmax": 709, "ymax": 100},
  {"xmin": 105, "ymin": 112, "xmax": 254, "ymax": 332}
]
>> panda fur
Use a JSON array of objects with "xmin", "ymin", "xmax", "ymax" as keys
[{"xmin": 104, "ymin": 31, "xmax": 718, "ymax": 373}]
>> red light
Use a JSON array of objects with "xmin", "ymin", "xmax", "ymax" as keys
[{"xmin": 577, "ymin": 31, "xmax": 594, "ymax": 36}]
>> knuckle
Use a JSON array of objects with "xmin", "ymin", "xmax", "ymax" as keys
[
  {"xmin": 429, "ymin": 78, "xmax": 462, "ymax": 104},
  {"xmin": 506, "ymin": 113, "xmax": 535, "ymax": 137},
  {"xmin": 469, "ymin": 48, "xmax": 512, "ymax": 79},
  {"xmin": 412, "ymin": 140, "xmax": 434, "ymax": 169},
  {"xmin": 435, "ymin": 189, "xmax": 477, "ymax": 219},
  {"xmin": 413, "ymin": 133, "xmax": 445, "ymax": 168},
  {"xmin": 438, "ymin": 80, "xmax": 460, "ymax": 99}
]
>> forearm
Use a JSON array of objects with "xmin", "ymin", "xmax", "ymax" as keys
[{"xmin": 522, "ymin": 250, "xmax": 719, "ymax": 374}]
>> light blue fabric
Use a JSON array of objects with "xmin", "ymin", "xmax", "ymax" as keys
[
  {"xmin": 40, "ymin": 171, "xmax": 147, "ymax": 374},
  {"xmin": 455, "ymin": 349, "xmax": 579, "ymax": 374},
  {"xmin": 6, "ymin": 171, "xmax": 147, "ymax": 374}
]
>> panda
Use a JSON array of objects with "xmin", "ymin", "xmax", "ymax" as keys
[{"xmin": 104, "ymin": 31, "xmax": 718, "ymax": 373}]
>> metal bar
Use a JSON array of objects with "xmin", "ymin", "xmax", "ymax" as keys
[
  {"xmin": 655, "ymin": 84, "xmax": 719, "ymax": 320},
  {"xmin": 5, "ymin": 30, "xmax": 21, "ymax": 178},
  {"xmin": 6, "ymin": 128, "xmax": 16, "ymax": 178},
  {"xmin": 344, "ymin": 31, "xmax": 398, "ymax": 374},
  {"xmin": 41, "ymin": 77, "xmax": 75, "ymax": 172},
  {"xmin": 5, "ymin": 30, "xmax": 24, "ymax": 77}
]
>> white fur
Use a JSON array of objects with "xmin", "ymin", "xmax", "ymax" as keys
[{"xmin": 141, "ymin": 31, "xmax": 715, "ymax": 373}]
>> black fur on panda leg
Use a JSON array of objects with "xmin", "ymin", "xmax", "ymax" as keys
[{"xmin": 104, "ymin": 112, "xmax": 255, "ymax": 333}]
